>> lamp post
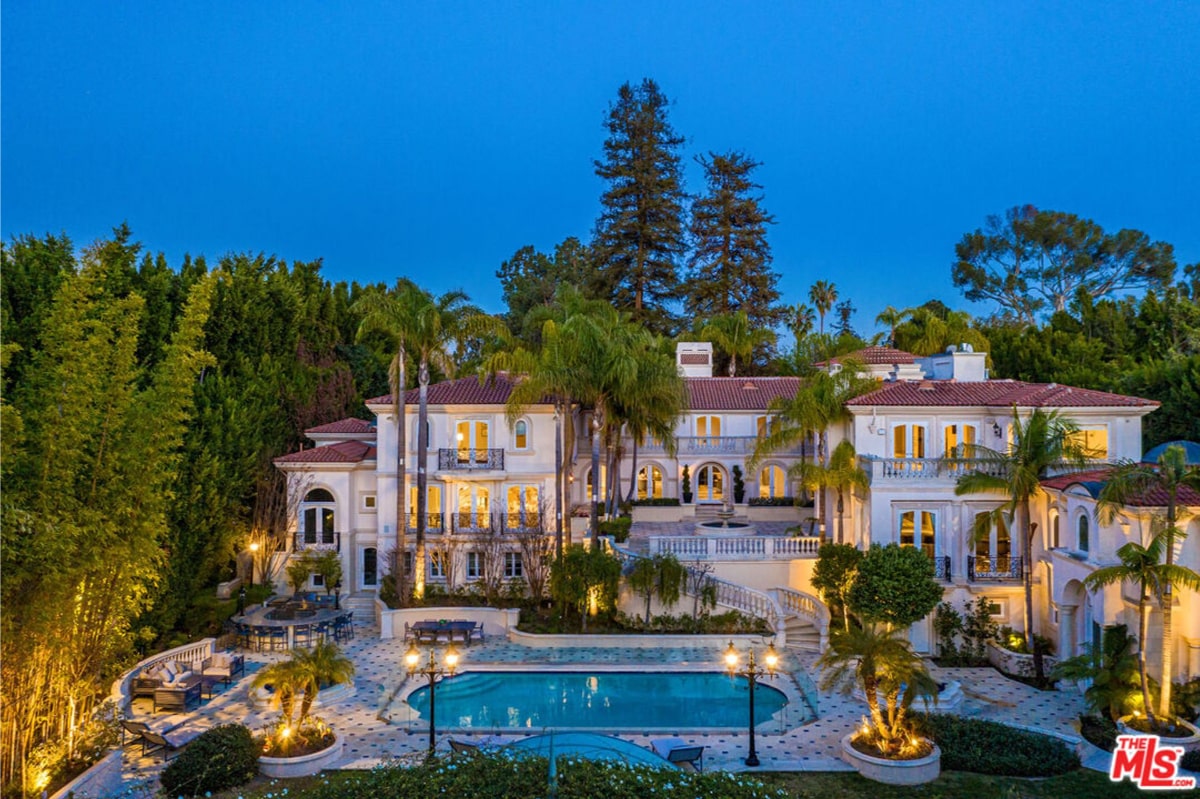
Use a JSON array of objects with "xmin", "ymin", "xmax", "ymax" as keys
[
  {"xmin": 724, "ymin": 640, "xmax": 779, "ymax": 767},
  {"xmin": 405, "ymin": 641, "xmax": 459, "ymax": 756},
  {"xmin": 248, "ymin": 541, "xmax": 260, "ymax": 587}
]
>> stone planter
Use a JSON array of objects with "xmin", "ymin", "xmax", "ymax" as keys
[
  {"xmin": 259, "ymin": 730, "xmax": 343, "ymax": 778},
  {"xmin": 840, "ymin": 733, "xmax": 941, "ymax": 785},
  {"xmin": 1117, "ymin": 715, "xmax": 1200, "ymax": 752},
  {"xmin": 985, "ymin": 642, "xmax": 1058, "ymax": 678}
]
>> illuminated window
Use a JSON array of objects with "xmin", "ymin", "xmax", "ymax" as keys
[
  {"xmin": 893, "ymin": 424, "xmax": 926, "ymax": 459},
  {"xmin": 759, "ymin": 465, "xmax": 787, "ymax": 498},
  {"xmin": 899, "ymin": 510, "xmax": 937, "ymax": 558},
  {"xmin": 696, "ymin": 416, "xmax": 721, "ymax": 443},
  {"xmin": 944, "ymin": 424, "xmax": 977, "ymax": 457},
  {"xmin": 696, "ymin": 464, "xmax": 725, "ymax": 501},
  {"xmin": 514, "ymin": 419, "xmax": 529, "ymax": 450},
  {"xmin": 637, "ymin": 465, "xmax": 664, "ymax": 499},
  {"xmin": 1067, "ymin": 428, "xmax": 1108, "ymax": 459},
  {"xmin": 755, "ymin": 416, "xmax": 782, "ymax": 439}
]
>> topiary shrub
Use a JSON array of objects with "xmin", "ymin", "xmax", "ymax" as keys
[
  {"xmin": 159, "ymin": 724, "xmax": 258, "ymax": 797},
  {"xmin": 913, "ymin": 714, "xmax": 1080, "ymax": 776}
]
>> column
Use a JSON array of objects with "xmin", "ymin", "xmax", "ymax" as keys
[{"xmin": 1059, "ymin": 605, "xmax": 1077, "ymax": 659}]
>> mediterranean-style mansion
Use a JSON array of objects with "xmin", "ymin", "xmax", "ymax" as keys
[{"xmin": 274, "ymin": 341, "xmax": 1200, "ymax": 683}]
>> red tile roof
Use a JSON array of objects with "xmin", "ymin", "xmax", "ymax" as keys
[
  {"xmin": 366, "ymin": 374, "xmax": 552, "ymax": 407},
  {"xmin": 846, "ymin": 380, "xmax": 1158, "ymax": 409},
  {"xmin": 825, "ymin": 346, "xmax": 917, "ymax": 365},
  {"xmin": 1041, "ymin": 469, "xmax": 1200, "ymax": 507},
  {"xmin": 274, "ymin": 440, "xmax": 376, "ymax": 465},
  {"xmin": 305, "ymin": 418, "xmax": 375, "ymax": 435},
  {"xmin": 686, "ymin": 377, "xmax": 801, "ymax": 410}
]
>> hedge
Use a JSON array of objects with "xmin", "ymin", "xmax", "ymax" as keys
[
  {"xmin": 747, "ymin": 496, "xmax": 797, "ymax": 507},
  {"xmin": 631, "ymin": 498, "xmax": 681, "ymax": 507},
  {"xmin": 912, "ymin": 714, "xmax": 1080, "ymax": 776},
  {"xmin": 159, "ymin": 724, "xmax": 259, "ymax": 796}
]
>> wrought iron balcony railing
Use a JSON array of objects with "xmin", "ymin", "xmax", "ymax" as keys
[
  {"xmin": 294, "ymin": 530, "xmax": 341, "ymax": 552},
  {"xmin": 968, "ymin": 555, "xmax": 1022, "ymax": 582},
  {"xmin": 406, "ymin": 513, "xmax": 446, "ymax": 533},
  {"xmin": 438, "ymin": 448, "xmax": 505, "ymax": 471},
  {"xmin": 933, "ymin": 555, "xmax": 951, "ymax": 582}
]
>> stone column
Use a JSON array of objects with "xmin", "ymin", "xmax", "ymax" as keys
[{"xmin": 1059, "ymin": 605, "xmax": 1078, "ymax": 659}]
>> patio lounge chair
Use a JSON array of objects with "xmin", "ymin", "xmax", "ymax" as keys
[
  {"xmin": 651, "ymin": 737, "xmax": 704, "ymax": 772},
  {"xmin": 201, "ymin": 651, "xmax": 245, "ymax": 687},
  {"xmin": 120, "ymin": 720, "xmax": 158, "ymax": 755},
  {"xmin": 140, "ymin": 721, "xmax": 209, "ymax": 761}
]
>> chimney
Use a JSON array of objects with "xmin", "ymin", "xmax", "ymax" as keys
[{"xmin": 676, "ymin": 342, "xmax": 713, "ymax": 378}]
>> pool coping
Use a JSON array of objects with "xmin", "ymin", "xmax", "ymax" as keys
[{"xmin": 384, "ymin": 663, "xmax": 811, "ymax": 735}]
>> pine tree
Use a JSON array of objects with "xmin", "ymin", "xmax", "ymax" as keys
[
  {"xmin": 685, "ymin": 151, "xmax": 782, "ymax": 332},
  {"xmin": 591, "ymin": 79, "xmax": 687, "ymax": 336}
]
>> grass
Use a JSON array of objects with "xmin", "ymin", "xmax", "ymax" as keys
[{"xmin": 206, "ymin": 768, "xmax": 1198, "ymax": 799}]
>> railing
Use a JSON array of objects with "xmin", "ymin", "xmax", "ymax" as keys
[
  {"xmin": 112, "ymin": 638, "xmax": 216, "ymax": 709},
  {"xmin": 633, "ymin": 436, "xmax": 806, "ymax": 456},
  {"xmin": 649, "ymin": 535, "xmax": 820, "ymax": 560},
  {"xmin": 406, "ymin": 513, "xmax": 446, "ymax": 533},
  {"xmin": 294, "ymin": 530, "xmax": 341, "ymax": 551},
  {"xmin": 933, "ymin": 555, "xmax": 951, "ymax": 582},
  {"xmin": 776, "ymin": 586, "xmax": 831, "ymax": 651},
  {"xmin": 503, "ymin": 512, "xmax": 542, "ymax": 531},
  {"xmin": 860, "ymin": 456, "xmax": 1009, "ymax": 482},
  {"xmin": 968, "ymin": 555, "xmax": 1022, "ymax": 582},
  {"xmin": 451, "ymin": 512, "xmax": 492, "ymax": 532},
  {"xmin": 437, "ymin": 448, "xmax": 505, "ymax": 471}
]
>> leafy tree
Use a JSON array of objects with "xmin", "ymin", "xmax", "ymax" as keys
[
  {"xmin": 955, "ymin": 407, "xmax": 1091, "ymax": 680},
  {"xmin": 698, "ymin": 311, "xmax": 776, "ymax": 377},
  {"xmin": 591, "ymin": 78, "xmax": 687, "ymax": 335},
  {"xmin": 1097, "ymin": 444, "xmax": 1200, "ymax": 719},
  {"xmin": 833, "ymin": 299, "xmax": 856, "ymax": 339},
  {"xmin": 684, "ymin": 151, "xmax": 781, "ymax": 333},
  {"xmin": 952, "ymin": 205, "xmax": 1176, "ymax": 324},
  {"xmin": 874, "ymin": 305, "xmax": 909, "ymax": 348},
  {"xmin": 548, "ymin": 545, "xmax": 622, "ymax": 632},
  {"xmin": 891, "ymin": 304, "xmax": 990, "ymax": 357},
  {"xmin": 811, "ymin": 543, "xmax": 864, "ymax": 631},
  {"xmin": 0, "ymin": 233, "xmax": 75, "ymax": 392},
  {"xmin": 496, "ymin": 238, "xmax": 591, "ymax": 341},
  {"xmin": 627, "ymin": 553, "xmax": 687, "ymax": 623},
  {"xmin": 1053, "ymin": 624, "xmax": 1147, "ymax": 722},
  {"xmin": 846, "ymin": 544, "xmax": 944, "ymax": 628},
  {"xmin": 808, "ymin": 281, "xmax": 838, "ymax": 336},
  {"xmin": 611, "ymin": 334, "xmax": 685, "ymax": 507}
]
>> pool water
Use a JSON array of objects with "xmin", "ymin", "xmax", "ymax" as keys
[{"xmin": 406, "ymin": 670, "xmax": 789, "ymax": 730}]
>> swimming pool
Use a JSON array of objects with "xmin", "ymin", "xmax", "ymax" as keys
[{"xmin": 405, "ymin": 670, "xmax": 790, "ymax": 730}]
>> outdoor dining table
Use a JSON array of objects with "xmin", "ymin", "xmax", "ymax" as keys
[{"xmin": 411, "ymin": 620, "xmax": 477, "ymax": 645}]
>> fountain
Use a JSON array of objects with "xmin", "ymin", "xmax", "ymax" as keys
[{"xmin": 694, "ymin": 502, "xmax": 757, "ymax": 535}]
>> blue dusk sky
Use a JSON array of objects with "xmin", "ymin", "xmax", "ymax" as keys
[{"xmin": 3, "ymin": 1, "xmax": 1198, "ymax": 336}]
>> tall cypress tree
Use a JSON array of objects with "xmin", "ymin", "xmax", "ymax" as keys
[
  {"xmin": 685, "ymin": 151, "xmax": 782, "ymax": 330},
  {"xmin": 592, "ymin": 78, "xmax": 687, "ymax": 336}
]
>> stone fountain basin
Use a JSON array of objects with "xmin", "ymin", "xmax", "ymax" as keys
[{"xmin": 694, "ymin": 520, "xmax": 758, "ymax": 535}]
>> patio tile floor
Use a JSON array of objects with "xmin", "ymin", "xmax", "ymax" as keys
[{"xmin": 96, "ymin": 618, "xmax": 1096, "ymax": 797}]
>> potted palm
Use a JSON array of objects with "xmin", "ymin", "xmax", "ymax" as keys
[
  {"xmin": 252, "ymin": 642, "xmax": 355, "ymax": 777},
  {"xmin": 817, "ymin": 544, "xmax": 944, "ymax": 784}
]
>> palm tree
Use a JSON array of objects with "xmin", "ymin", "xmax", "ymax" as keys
[
  {"xmin": 699, "ymin": 310, "xmax": 776, "ymax": 376},
  {"xmin": 1083, "ymin": 532, "xmax": 1200, "ymax": 729},
  {"xmin": 750, "ymin": 364, "xmax": 875, "ymax": 543},
  {"xmin": 791, "ymin": 439, "xmax": 868, "ymax": 544},
  {"xmin": 353, "ymin": 280, "xmax": 424, "ymax": 605},
  {"xmin": 291, "ymin": 642, "xmax": 356, "ymax": 722},
  {"xmin": 613, "ymin": 335, "xmax": 686, "ymax": 505},
  {"xmin": 955, "ymin": 407, "xmax": 1091, "ymax": 680},
  {"xmin": 892, "ymin": 307, "xmax": 989, "ymax": 356},
  {"xmin": 808, "ymin": 281, "xmax": 838, "ymax": 336},
  {"xmin": 817, "ymin": 623, "xmax": 938, "ymax": 756},
  {"xmin": 788, "ymin": 303, "xmax": 816, "ymax": 348},
  {"xmin": 251, "ymin": 659, "xmax": 304, "ymax": 726},
  {"xmin": 874, "ymin": 305, "xmax": 909, "ymax": 348},
  {"xmin": 407, "ymin": 288, "xmax": 500, "ymax": 599},
  {"xmin": 1097, "ymin": 443, "xmax": 1200, "ymax": 719}
]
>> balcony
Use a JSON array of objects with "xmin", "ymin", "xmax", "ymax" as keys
[
  {"xmin": 294, "ymin": 531, "xmax": 341, "ymax": 552},
  {"xmin": 650, "ymin": 535, "xmax": 819, "ymax": 560},
  {"xmin": 405, "ymin": 513, "xmax": 446, "ymax": 534},
  {"xmin": 968, "ymin": 555, "xmax": 1022, "ymax": 582},
  {"xmin": 438, "ymin": 448, "xmax": 505, "ymax": 471},
  {"xmin": 933, "ymin": 555, "xmax": 951, "ymax": 582},
  {"xmin": 634, "ymin": 436, "xmax": 806, "ymax": 456},
  {"xmin": 860, "ymin": 456, "xmax": 1008, "ymax": 483}
]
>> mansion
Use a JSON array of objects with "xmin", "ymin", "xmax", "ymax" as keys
[{"xmin": 274, "ymin": 342, "xmax": 1200, "ymax": 682}]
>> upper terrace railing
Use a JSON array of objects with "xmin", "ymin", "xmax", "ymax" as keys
[
  {"xmin": 861, "ymin": 455, "xmax": 1110, "ymax": 483},
  {"xmin": 633, "ymin": 436, "xmax": 806, "ymax": 456},
  {"xmin": 438, "ymin": 448, "xmax": 505, "ymax": 471},
  {"xmin": 650, "ymin": 535, "xmax": 820, "ymax": 560},
  {"xmin": 968, "ymin": 555, "xmax": 1022, "ymax": 582}
]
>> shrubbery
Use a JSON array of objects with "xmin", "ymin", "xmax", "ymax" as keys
[
  {"xmin": 299, "ymin": 750, "xmax": 789, "ymax": 799},
  {"xmin": 159, "ymin": 724, "xmax": 258, "ymax": 797},
  {"xmin": 913, "ymin": 714, "xmax": 1080, "ymax": 776},
  {"xmin": 599, "ymin": 516, "xmax": 632, "ymax": 542},
  {"xmin": 747, "ymin": 496, "xmax": 796, "ymax": 507},
  {"xmin": 630, "ymin": 497, "xmax": 681, "ymax": 507}
]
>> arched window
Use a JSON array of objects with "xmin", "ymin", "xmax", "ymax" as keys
[
  {"xmin": 696, "ymin": 464, "xmax": 725, "ymax": 501},
  {"xmin": 300, "ymin": 489, "xmax": 336, "ymax": 545},
  {"xmin": 1077, "ymin": 514, "xmax": 1089, "ymax": 553},
  {"xmin": 514, "ymin": 419, "xmax": 529, "ymax": 450},
  {"xmin": 758, "ymin": 465, "xmax": 786, "ymax": 498},
  {"xmin": 637, "ymin": 465, "xmax": 663, "ymax": 499},
  {"xmin": 586, "ymin": 465, "xmax": 606, "ymax": 502},
  {"xmin": 1051, "ymin": 512, "xmax": 1060, "ymax": 548}
]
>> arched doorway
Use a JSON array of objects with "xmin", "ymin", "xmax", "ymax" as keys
[
  {"xmin": 695, "ymin": 464, "xmax": 725, "ymax": 502},
  {"xmin": 1059, "ymin": 579, "xmax": 1086, "ymax": 658}
]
